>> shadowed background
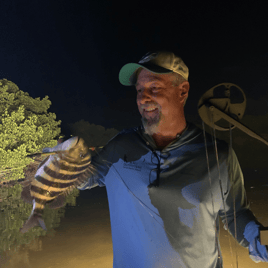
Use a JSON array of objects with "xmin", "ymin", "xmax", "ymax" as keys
[{"xmin": 1, "ymin": 1, "xmax": 268, "ymax": 267}]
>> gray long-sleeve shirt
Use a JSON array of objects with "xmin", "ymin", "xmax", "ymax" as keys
[{"xmin": 78, "ymin": 121, "xmax": 261, "ymax": 267}]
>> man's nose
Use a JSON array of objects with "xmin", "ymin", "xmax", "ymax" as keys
[{"xmin": 139, "ymin": 89, "xmax": 152, "ymax": 104}]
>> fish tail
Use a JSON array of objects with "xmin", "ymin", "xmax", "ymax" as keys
[{"xmin": 20, "ymin": 212, "xmax": 47, "ymax": 233}]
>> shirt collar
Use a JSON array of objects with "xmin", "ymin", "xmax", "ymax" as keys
[{"xmin": 138, "ymin": 122, "xmax": 190, "ymax": 151}]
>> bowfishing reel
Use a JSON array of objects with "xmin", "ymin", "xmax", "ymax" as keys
[{"xmin": 198, "ymin": 82, "xmax": 268, "ymax": 146}]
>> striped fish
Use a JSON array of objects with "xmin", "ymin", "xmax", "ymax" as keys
[{"xmin": 20, "ymin": 136, "xmax": 97, "ymax": 233}]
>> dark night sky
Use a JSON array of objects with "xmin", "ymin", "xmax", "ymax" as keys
[{"xmin": 1, "ymin": 1, "xmax": 268, "ymax": 137}]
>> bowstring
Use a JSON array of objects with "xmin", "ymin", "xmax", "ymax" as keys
[
  {"xmin": 202, "ymin": 120, "xmax": 221, "ymax": 262},
  {"xmin": 229, "ymin": 121, "xmax": 238, "ymax": 267},
  {"xmin": 205, "ymin": 110, "xmax": 238, "ymax": 268}
]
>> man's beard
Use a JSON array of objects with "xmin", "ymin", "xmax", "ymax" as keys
[{"xmin": 141, "ymin": 110, "xmax": 163, "ymax": 136}]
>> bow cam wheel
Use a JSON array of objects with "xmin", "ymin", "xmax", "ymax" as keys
[{"xmin": 198, "ymin": 83, "xmax": 246, "ymax": 131}]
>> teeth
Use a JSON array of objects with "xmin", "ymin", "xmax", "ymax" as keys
[{"xmin": 145, "ymin": 107, "xmax": 157, "ymax": 112}]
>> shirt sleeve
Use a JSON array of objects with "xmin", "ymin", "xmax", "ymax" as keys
[
  {"xmin": 219, "ymin": 147, "xmax": 259, "ymax": 246},
  {"xmin": 219, "ymin": 147, "xmax": 268, "ymax": 262}
]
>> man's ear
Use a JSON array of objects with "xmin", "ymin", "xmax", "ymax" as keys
[{"xmin": 180, "ymin": 81, "xmax": 190, "ymax": 96}]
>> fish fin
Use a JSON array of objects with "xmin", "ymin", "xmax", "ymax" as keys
[
  {"xmin": 73, "ymin": 163, "xmax": 99, "ymax": 187},
  {"xmin": 63, "ymin": 185, "xmax": 76, "ymax": 196},
  {"xmin": 20, "ymin": 213, "xmax": 47, "ymax": 233},
  {"xmin": 20, "ymin": 178, "xmax": 32, "ymax": 188},
  {"xmin": 47, "ymin": 194, "xmax": 66, "ymax": 209},
  {"xmin": 37, "ymin": 156, "xmax": 50, "ymax": 169},
  {"xmin": 20, "ymin": 183, "xmax": 34, "ymax": 204}
]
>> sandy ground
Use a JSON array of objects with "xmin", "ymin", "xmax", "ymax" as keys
[{"xmin": 1, "ymin": 184, "xmax": 268, "ymax": 268}]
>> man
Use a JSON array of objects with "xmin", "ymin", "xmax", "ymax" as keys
[{"xmin": 43, "ymin": 51, "xmax": 268, "ymax": 267}]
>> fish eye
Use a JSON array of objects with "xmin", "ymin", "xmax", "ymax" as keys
[{"xmin": 80, "ymin": 153, "xmax": 84, "ymax": 158}]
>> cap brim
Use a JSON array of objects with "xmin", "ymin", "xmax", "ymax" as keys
[{"xmin": 119, "ymin": 63, "xmax": 173, "ymax": 86}]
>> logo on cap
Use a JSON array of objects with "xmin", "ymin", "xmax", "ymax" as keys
[{"xmin": 139, "ymin": 52, "xmax": 158, "ymax": 64}]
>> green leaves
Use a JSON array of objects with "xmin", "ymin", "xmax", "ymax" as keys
[{"xmin": 0, "ymin": 79, "xmax": 61, "ymax": 182}]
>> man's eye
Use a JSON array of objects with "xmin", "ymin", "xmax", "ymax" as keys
[{"xmin": 136, "ymin": 87, "xmax": 160, "ymax": 93}]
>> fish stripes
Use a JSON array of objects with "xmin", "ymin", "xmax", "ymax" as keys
[{"xmin": 20, "ymin": 136, "xmax": 98, "ymax": 233}]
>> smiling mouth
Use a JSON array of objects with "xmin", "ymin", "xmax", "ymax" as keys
[
  {"xmin": 143, "ymin": 107, "xmax": 158, "ymax": 112},
  {"xmin": 143, "ymin": 108, "xmax": 159, "ymax": 116},
  {"xmin": 145, "ymin": 108, "xmax": 157, "ymax": 112}
]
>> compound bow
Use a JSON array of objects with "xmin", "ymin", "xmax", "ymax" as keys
[{"xmin": 198, "ymin": 82, "xmax": 268, "ymax": 266}]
